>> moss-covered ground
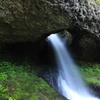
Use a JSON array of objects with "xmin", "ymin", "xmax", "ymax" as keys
[
  {"xmin": 0, "ymin": 61, "xmax": 59, "ymax": 100},
  {"xmin": 0, "ymin": 49, "xmax": 100, "ymax": 100},
  {"xmin": 78, "ymin": 62, "xmax": 100, "ymax": 84},
  {"xmin": 0, "ymin": 61, "xmax": 100, "ymax": 100}
]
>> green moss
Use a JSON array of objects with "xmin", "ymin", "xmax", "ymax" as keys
[
  {"xmin": 79, "ymin": 63, "xmax": 100, "ymax": 84},
  {"xmin": 95, "ymin": 0, "xmax": 100, "ymax": 5},
  {"xmin": 92, "ymin": 0, "xmax": 100, "ymax": 5},
  {"xmin": 0, "ymin": 61, "xmax": 58, "ymax": 100}
]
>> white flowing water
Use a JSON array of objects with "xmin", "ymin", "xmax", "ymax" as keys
[{"xmin": 47, "ymin": 34, "xmax": 99, "ymax": 100}]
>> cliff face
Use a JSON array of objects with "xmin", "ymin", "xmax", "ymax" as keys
[
  {"xmin": 58, "ymin": 0, "xmax": 100, "ymax": 36},
  {"xmin": 57, "ymin": 0, "xmax": 100, "ymax": 61},
  {"xmin": 0, "ymin": 0, "xmax": 100, "ymax": 61},
  {"xmin": 0, "ymin": 0, "xmax": 100, "ymax": 44},
  {"xmin": 0, "ymin": 0, "xmax": 70, "ymax": 43}
]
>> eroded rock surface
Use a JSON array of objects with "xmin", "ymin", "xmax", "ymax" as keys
[
  {"xmin": 0, "ymin": 0, "xmax": 100, "ymax": 43},
  {"xmin": 0, "ymin": 0, "xmax": 100, "ymax": 61},
  {"xmin": 0, "ymin": 0, "xmax": 70, "ymax": 43},
  {"xmin": 57, "ymin": 0, "xmax": 100, "ymax": 37}
]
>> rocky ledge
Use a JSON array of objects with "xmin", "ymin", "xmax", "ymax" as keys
[
  {"xmin": 0, "ymin": 0, "xmax": 70, "ymax": 44},
  {"xmin": 0, "ymin": 0, "xmax": 100, "ymax": 44}
]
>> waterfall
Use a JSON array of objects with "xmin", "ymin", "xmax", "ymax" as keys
[{"xmin": 47, "ymin": 34, "xmax": 99, "ymax": 100}]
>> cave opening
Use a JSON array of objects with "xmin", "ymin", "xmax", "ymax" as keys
[{"xmin": 0, "ymin": 40, "xmax": 50, "ymax": 66}]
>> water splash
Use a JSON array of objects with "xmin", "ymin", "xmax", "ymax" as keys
[{"xmin": 47, "ymin": 33, "xmax": 99, "ymax": 100}]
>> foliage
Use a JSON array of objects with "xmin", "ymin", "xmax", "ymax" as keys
[
  {"xmin": 94, "ymin": 0, "xmax": 100, "ymax": 5},
  {"xmin": 0, "ymin": 61, "xmax": 58, "ymax": 100},
  {"xmin": 79, "ymin": 63, "xmax": 100, "ymax": 84}
]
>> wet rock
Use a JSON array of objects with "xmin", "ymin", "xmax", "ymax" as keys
[{"xmin": 89, "ymin": 84, "xmax": 100, "ymax": 98}]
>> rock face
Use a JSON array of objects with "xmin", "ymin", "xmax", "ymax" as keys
[
  {"xmin": 0, "ymin": 0, "xmax": 100, "ymax": 43},
  {"xmin": 57, "ymin": 0, "xmax": 100, "ymax": 61},
  {"xmin": 89, "ymin": 84, "xmax": 100, "ymax": 97},
  {"xmin": 0, "ymin": 0, "xmax": 71, "ymax": 43},
  {"xmin": 0, "ymin": 0, "xmax": 100, "ymax": 61},
  {"xmin": 57, "ymin": 0, "xmax": 100, "ymax": 37}
]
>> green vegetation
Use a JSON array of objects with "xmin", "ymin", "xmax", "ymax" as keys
[
  {"xmin": 0, "ymin": 61, "xmax": 58, "ymax": 100},
  {"xmin": 79, "ymin": 63, "xmax": 100, "ymax": 84},
  {"xmin": 94, "ymin": 0, "xmax": 100, "ymax": 5},
  {"xmin": 0, "ymin": 54, "xmax": 100, "ymax": 100}
]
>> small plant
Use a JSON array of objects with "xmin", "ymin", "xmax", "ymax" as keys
[{"xmin": 0, "ymin": 84, "xmax": 9, "ymax": 99}]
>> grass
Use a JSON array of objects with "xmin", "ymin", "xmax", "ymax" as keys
[
  {"xmin": 0, "ymin": 61, "xmax": 59, "ymax": 100},
  {"xmin": 79, "ymin": 62, "xmax": 100, "ymax": 84}
]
